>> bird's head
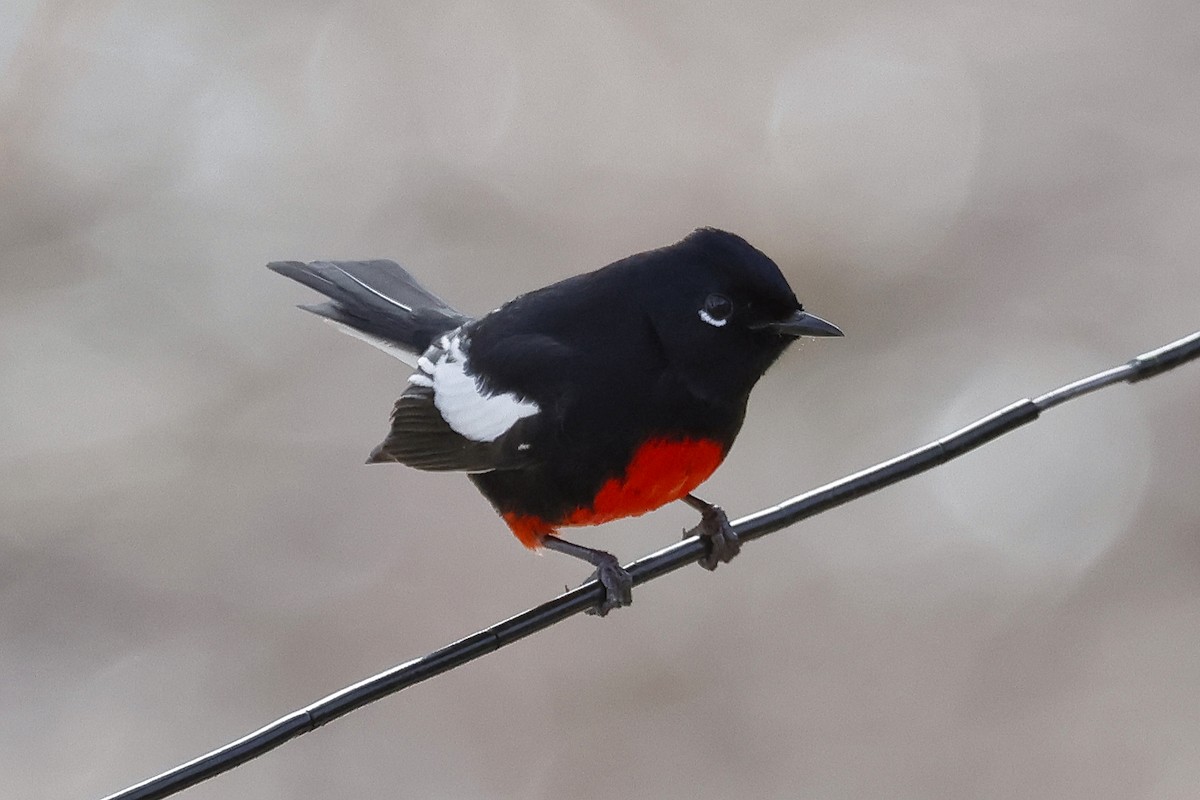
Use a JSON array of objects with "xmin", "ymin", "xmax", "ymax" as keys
[{"xmin": 641, "ymin": 228, "xmax": 842, "ymax": 399}]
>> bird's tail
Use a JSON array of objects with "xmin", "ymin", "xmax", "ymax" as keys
[{"xmin": 267, "ymin": 259, "xmax": 470, "ymax": 362}]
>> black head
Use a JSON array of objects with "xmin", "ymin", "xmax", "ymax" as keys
[{"xmin": 636, "ymin": 228, "xmax": 841, "ymax": 402}]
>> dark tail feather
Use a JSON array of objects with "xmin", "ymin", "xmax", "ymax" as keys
[{"xmin": 267, "ymin": 259, "xmax": 470, "ymax": 357}]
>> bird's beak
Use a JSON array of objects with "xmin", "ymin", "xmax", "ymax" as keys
[{"xmin": 760, "ymin": 309, "xmax": 844, "ymax": 338}]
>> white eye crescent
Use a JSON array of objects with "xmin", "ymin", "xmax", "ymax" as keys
[{"xmin": 699, "ymin": 293, "xmax": 733, "ymax": 327}]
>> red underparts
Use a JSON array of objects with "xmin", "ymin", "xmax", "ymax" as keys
[{"xmin": 502, "ymin": 438, "xmax": 726, "ymax": 549}]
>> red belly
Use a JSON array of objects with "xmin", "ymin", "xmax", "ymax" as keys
[{"xmin": 503, "ymin": 438, "xmax": 726, "ymax": 549}]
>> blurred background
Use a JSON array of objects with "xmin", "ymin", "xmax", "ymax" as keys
[{"xmin": 3, "ymin": 2, "xmax": 1199, "ymax": 798}]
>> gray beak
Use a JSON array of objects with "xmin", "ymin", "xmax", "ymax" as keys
[{"xmin": 762, "ymin": 309, "xmax": 844, "ymax": 338}]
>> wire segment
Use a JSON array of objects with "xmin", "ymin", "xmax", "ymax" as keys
[{"xmin": 101, "ymin": 329, "xmax": 1200, "ymax": 800}]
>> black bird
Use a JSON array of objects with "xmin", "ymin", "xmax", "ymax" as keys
[{"xmin": 269, "ymin": 228, "xmax": 842, "ymax": 614}]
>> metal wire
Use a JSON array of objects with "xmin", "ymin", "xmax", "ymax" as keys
[{"xmin": 101, "ymin": 328, "xmax": 1200, "ymax": 800}]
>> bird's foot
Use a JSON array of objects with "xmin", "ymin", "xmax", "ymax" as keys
[
  {"xmin": 583, "ymin": 554, "xmax": 633, "ymax": 617},
  {"xmin": 683, "ymin": 496, "xmax": 740, "ymax": 570},
  {"xmin": 542, "ymin": 535, "xmax": 632, "ymax": 616}
]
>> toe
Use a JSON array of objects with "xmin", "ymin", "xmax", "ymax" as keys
[
  {"xmin": 693, "ymin": 505, "xmax": 740, "ymax": 569},
  {"xmin": 584, "ymin": 559, "xmax": 633, "ymax": 616}
]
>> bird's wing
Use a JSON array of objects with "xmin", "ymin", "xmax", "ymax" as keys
[{"xmin": 367, "ymin": 331, "xmax": 567, "ymax": 473}]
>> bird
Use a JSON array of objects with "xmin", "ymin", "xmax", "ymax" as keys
[{"xmin": 269, "ymin": 228, "xmax": 842, "ymax": 614}]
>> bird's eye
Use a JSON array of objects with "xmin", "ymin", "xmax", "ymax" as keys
[{"xmin": 699, "ymin": 294, "xmax": 733, "ymax": 327}]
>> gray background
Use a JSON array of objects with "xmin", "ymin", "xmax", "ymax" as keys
[{"xmin": 3, "ymin": 2, "xmax": 1199, "ymax": 798}]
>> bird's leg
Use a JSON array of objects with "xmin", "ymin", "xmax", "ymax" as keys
[
  {"xmin": 542, "ymin": 535, "xmax": 633, "ymax": 617},
  {"xmin": 682, "ymin": 493, "xmax": 740, "ymax": 570}
]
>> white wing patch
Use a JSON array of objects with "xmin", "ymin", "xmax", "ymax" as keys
[{"xmin": 412, "ymin": 335, "xmax": 540, "ymax": 442}]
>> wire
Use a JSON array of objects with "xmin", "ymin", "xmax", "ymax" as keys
[{"xmin": 100, "ymin": 329, "xmax": 1200, "ymax": 800}]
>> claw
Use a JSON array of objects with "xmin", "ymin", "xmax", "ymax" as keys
[
  {"xmin": 683, "ymin": 495, "xmax": 740, "ymax": 570},
  {"xmin": 584, "ymin": 555, "xmax": 633, "ymax": 617}
]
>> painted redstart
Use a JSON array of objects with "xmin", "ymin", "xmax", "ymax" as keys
[{"xmin": 269, "ymin": 228, "xmax": 841, "ymax": 614}]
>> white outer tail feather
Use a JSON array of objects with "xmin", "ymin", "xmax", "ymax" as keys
[{"xmin": 320, "ymin": 317, "xmax": 420, "ymax": 366}]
